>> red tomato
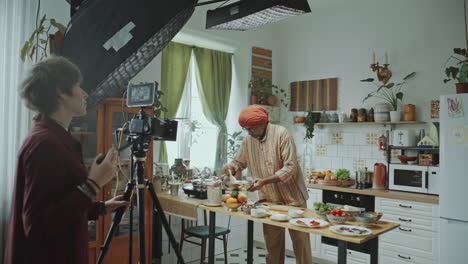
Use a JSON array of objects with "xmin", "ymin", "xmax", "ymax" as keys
[{"xmin": 342, "ymin": 212, "xmax": 349, "ymax": 217}]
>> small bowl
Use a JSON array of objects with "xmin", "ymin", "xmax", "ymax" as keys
[
  {"xmin": 223, "ymin": 202, "xmax": 242, "ymax": 212},
  {"xmin": 398, "ymin": 156, "xmax": 418, "ymax": 164},
  {"xmin": 355, "ymin": 213, "xmax": 378, "ymax": 225},
  {"xmin": 327, "ymin": 214, "xmax": 348, "ymax": 224},
  {"xmin": 251, "ymin": 208, "xmax": 268, "ymax": 218},
  {"xmin": 315, "ymin": 211, "xmax": 328, "ymax": 219},
  {"xmin": 288, "ymin": 209, "xmax": 305, "ymax": 218},
  {"xmin": 366, "ymin": 212, "xmax": 383, "ymax": 221}
]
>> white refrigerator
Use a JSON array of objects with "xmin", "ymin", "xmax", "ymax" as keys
[{"xmin": 439, "ymin": 94, "xmax": 468, "ymax": 264}]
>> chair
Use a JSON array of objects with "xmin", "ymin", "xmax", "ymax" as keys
[{"xmin": 179, "ymin": 211, "xmax": 231, "ymax": 264}]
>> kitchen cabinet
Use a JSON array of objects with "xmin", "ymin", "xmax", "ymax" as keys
[
  {"xmin": 72, "ymin": 98, "xmax": 153, "ymax": 264},
  {"xmin": 375, "ymin": 197, "xmax": 439, "ymax": 263}
]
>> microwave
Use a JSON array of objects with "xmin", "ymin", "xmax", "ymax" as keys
[{"xmin": 389, "ymin": 164, "xmax": 439, "ymax": 195}]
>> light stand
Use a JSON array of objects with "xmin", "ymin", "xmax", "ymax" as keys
[{"xmin": 97, "ymin": 131, "xmax": 184, "ymax": 264}]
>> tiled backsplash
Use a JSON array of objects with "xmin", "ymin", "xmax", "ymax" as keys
[{"xmin": 297, "ymin": 125, "xmax": 393, "ymax": 178}]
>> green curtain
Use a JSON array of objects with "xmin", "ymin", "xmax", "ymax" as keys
[
  {"xmin": 193, "ymin": 47, "xmax": 232, "ymax": 173},
  {"xmin": 159, "ymin": 42, "xmax": 192, "ymax": 162}
]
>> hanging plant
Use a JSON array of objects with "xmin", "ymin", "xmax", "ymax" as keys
[
  {"xmin": 20, "ymin": 14, "xmax": 66, "ymax": 62},
  {"xmin": 304, "ymin": 111, "xmax": 321, "ymax": 140}
]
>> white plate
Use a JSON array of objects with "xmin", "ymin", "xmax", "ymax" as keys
[
  {"xmin": 289, "ymin": 218, "xmax": 328, "ymax": 228},
  {"xmin": 202, "ymin": 201, "xmax": 222, "ymax": 207},
  {"xmin": 329, "ymin": 225, "xmax": 372, "ymax": 236},
  {"xmin": 270, "ymin": 214, "xmax": 292, "ymax": 222}
]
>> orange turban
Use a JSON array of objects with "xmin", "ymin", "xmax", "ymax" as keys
[{"xmin": 238, "ymin": 105, "xmax": 269, "ymax": 127}]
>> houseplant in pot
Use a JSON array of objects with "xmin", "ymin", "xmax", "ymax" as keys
[
  {"xmin": 443, "ymin": 0, "xmax": 468, "ymax": 94},
  {"xmin": 444, "ymin": 48, "xmax": 468, "ymax": 93},
  {"xmin": 361, "ymin": 72, "xmax": 415, "ymax": 122},
  {"xmin": 304, "ymin": 111, "xmax": 321, "ymax": 141},
  {"xmin": 248, "ymin": 76, "xmax": 276, "ymax": 105}
]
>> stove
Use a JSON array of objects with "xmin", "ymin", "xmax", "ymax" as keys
[{"xmin": 321, "ymin": 190, "xmax": 375, "ymax": 254}]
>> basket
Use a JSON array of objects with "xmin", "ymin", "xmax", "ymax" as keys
[
  {"xmin": 317, "ymin": 179, "xmax": 340, "ymax": 186},
  {"xmin": 339, "ymin": 179, "xmax": 356, "ymax": 187}
]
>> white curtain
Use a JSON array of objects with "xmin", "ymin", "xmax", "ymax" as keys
[{"xmin": 0, "ymin": 0, "xmax": 36, "ymax": 259}]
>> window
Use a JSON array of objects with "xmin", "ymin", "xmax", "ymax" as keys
[{"xmin": 165, "ymin": 53, "xmax": 221, "ymax": 170}]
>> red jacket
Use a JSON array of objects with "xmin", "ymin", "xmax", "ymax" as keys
[{"xmin": 4, "ymin": 118, "xmax": 101, "ymax": 264}]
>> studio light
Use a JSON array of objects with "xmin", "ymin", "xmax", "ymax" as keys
[{"xmin": 206, "ymin": 0, "xmax": 311, "ymax": 31}]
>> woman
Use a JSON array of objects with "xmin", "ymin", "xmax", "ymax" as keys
[{"xmin": 3, "ymin": 56, "xmax": 129, "ymax": 264}]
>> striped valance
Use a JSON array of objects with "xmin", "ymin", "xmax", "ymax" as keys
[{"xmin": 289, "ymin": 78, "xmax": 338, "ymax": 111}]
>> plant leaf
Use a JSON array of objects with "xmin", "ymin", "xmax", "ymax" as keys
[
  {"xmin": 385, "ymin": 83, "xmax": 395, "ymax": 89},
  {"xmin": 396, "ymin": 92, "xmax": 404, "ymax": 100},
  {"xmin": 360, "ymin": 78, "xmax": 374, "ymax": 82},
  {"xmin": 362, "ymin": 92, "xmax": 374, "ymax": 102},
  {"xmin": 50, "ymin": 19, "xmax": 66, "ymax": 33},
  {"xmin": 20, "ymin": 41, "xmax": 30, "ymax": 62},
  {"xmin": 402, "ymin": 72, "xmax": 416, "ymax": 80}
]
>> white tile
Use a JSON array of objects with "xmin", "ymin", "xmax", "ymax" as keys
[
  {"xmin": 354, "ymin": 133, "xmax": 367, "ymax": 145},
  {"xmin": 359, "ymin": 146, "xmax": 373, "ymax": 159},
  {"xmin": 331, "ymin": 157, "xmax": 343, "ymax": 169},
  {"xmin": 347, "ymin": 145, "xmax": 360, "ymax": 158},
  {"xmin": 322, "ymin": 132, "xmax": 331, "ymax": 145},
  {"xmin": 326, "ymin": 145, "xmax": 338, "ymax": 157},
  {"xmin": 343, "ymin": 133, "xmax": 355, "ymax": 145},
  {"xmin": 342, "ymin": 158, "xmax": 354, "ymax": 170},
  {"xmin": 337, "ymin": 145, "xmax": 346, "ymax": 156},
  {"xmin": 320, "ymin": 157, "xmax": 332, "ymax": 169}
]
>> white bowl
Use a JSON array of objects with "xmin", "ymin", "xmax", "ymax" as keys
[
  {"xmin": 251, "ymin": 208, "xmax": 267, "ymax": 218},
  {"xmin": 288, "ymin": 209, "xmax": 305, "ymax": 218},
  {"xmin": 270, "ymin": 214, "xmax": 292, "ymax": 222}
]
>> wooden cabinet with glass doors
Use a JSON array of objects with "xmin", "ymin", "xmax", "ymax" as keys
[{"xmin": 71, "ymin": 98, "xmax": 153, "ymax": 264}]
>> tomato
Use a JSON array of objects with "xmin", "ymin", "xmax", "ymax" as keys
[
  {"xmin": 342, "ymin": 212, "xmax": 349, "ymax": 217},
  {"xmin": 310, "ymin": 221, "xmax": 320, "ymax": 226}
]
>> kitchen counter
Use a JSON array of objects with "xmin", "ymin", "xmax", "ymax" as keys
[{"xmin": 306, "ymin": 183, "xmax": 439, "ymax": 204}]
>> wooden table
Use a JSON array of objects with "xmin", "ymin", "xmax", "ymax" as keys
[{"xmin": 199, "ymin": 204, "xmax": 400, "ymax": 264}]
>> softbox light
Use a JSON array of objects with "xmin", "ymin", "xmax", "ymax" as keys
[
  {"xmin": 206, "ymin": 0, "xmax": 311, "ymax": 31},
  {"xmin": 60, "ymin": 0, "xmax": 197, "ymax": 107}
]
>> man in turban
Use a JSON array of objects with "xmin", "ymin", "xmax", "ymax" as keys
[{"xmin": 223, "ymin": 105, "xmax": 311, "ymax": 264}]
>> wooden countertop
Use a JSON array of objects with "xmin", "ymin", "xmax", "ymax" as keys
[
  {"xmin": 200, "ymin": 204, "xmax": 399, "ymax": 244},
  {"xmin": 306, "ymin": 183, "xmax": 439, "ymax": 204}
]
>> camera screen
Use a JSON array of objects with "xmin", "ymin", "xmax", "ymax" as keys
[{"xmin": 127, "ymin": 82, "xmax": 157, "ymax": 107}]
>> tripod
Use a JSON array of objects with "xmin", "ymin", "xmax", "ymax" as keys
[{"xmin": 97, "ymin": 135, "xmax": 185, "ymax": 264}]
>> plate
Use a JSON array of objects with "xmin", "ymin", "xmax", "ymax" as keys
[
  {"xmin": 202, "ymin": 201, "xmax": 222, "ymax": 207},
  {"xmin": 270, "ymin": 214, "xmax": 292, "ymax": 222},
  {"xmin": 329, "ymin": 225, "xmax": 372, "ymax": 236},
  {"xmin": 288, "ymin": 218, "xmax": 328, "ymax": 228}
]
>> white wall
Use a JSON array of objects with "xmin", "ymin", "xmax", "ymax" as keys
[{"xmin": 271, "ymin": 0, "xmax": 465, "ymax": 173}]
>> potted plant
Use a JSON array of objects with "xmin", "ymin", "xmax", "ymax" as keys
[
  {"xmin": 361, "ymin": 72, "xmax": 416, "ymax": 122},
  {"xmin": 248, "ymin": 76, "xmax": 277, "ymax": 105},
  {"xmin": 226, "ymin": 130, "xmax": 244, "ymax": 160},
  {"xmin": 304, "ymin": 111, "xmax": 321, "ymax": 141},
  {"xmin": 20, "ymin": 14, "xmax": 66, "ymax": 62},
  {"xmin": 444, "ymin": 48, "xmax": 468, "ymax": 93}
]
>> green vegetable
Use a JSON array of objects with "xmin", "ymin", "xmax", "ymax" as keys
[
  {"xmin": 313, "ymin": 202, "xmax": 336, "ymax": 213},
  {"xmin": 335, "ymin": 169, "xmax": 350, "ymax": 181}
]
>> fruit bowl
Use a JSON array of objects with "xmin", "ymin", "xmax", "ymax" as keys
[
  {"xmin": 327, "ymin": 214, "xmax": 348, "ymax": 224},
  {"xmin": 223, "ymin": 202, "xmax": 242, "ymax": 212},
  {"xmin": 365, "ymin": 212, "xmax": 383, "ymax": 221},
  {"xmin": 315, "ymin": 211, "xmax": 328, "ymax": 219},
  {"xmin": 398, "ymin": 156, "xmax": 417, "ymax": 164}
]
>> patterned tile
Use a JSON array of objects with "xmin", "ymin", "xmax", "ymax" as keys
[
  {"xmin": 331, "ymin": 132, "xmax": 343, "ymax": 144},
  {"xmin": 315, "ymin": 144, "xmax": 327, "ymax": 156},
  {"xmin": 353, "ymin": 159, "xmax": 366, "ymax": 171},
  {"xmin": 366, "ymin": 133, "xmax": 379, "ymax": 146}
]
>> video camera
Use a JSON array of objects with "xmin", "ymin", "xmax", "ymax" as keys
[{"xmin": 127, "ymin": 82, "xmax": 177, "ymax": 141}]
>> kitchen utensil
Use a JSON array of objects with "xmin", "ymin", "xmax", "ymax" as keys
[
  {"xmin": 270, "ymin": 214, "xmax": 291, "ymax": 221},
  {"xmin": 288, "ymin": 209, "xmax": 305, "ymax": 218},
  {"xmin": 326, "ymin": 214, "xmax": 348, "ymax": 224},
  {"xmin": 354, "ymin": 213, "xmax": 378, "ymax": 226},
  {"xmin": 356, "ymin": 168, "xmax": 373, "ymax": 188},
  {"xmin": 373, "ymin": 163, "xmax": 387, "ymax": 190},
  {"xmin": 398, "ymin": 155, "xmax": 417, "ymax": 164}
]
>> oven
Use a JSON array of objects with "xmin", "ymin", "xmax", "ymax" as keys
[
  {"xmin": 321, "ymin": 190, "xmax": 375, "ymax": 254},
  {"xmin": 389, "ymin": 164, "xmax": 439, "ymax": 194}
]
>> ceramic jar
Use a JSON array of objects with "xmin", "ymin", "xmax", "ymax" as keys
[
  {"xmin": 358, "ymin": 108, "xmax": 367, "ymax": 122},
  {"xmin": 350, "ymin": 108, "xmax": 358, "ymax": 122},
  {"xmin": 367, "ymin": 108, "xmax": 374, "ymax": 122},
  {"xmin": 374, "ymin": 103, "xmax": 391, "ymax": 122},
  {"xmin": 403, "ymin": 104, "xmax": 416, "ymax": 121}
]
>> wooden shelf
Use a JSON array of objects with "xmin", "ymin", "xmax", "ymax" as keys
[{"xmin": 315, "ymin": 121, "xmax": 425, "ymax": 128}]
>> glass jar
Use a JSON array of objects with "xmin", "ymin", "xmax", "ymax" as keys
[{"xmin": 170, "ymin": 158, "xmax": 187, "ymax": 179}]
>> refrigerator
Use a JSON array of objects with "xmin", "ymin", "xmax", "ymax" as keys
[{"xmin": 439, "ymin": 94, "xmax": 468, "ymax": 264}]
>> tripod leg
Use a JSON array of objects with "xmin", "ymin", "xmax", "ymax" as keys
[
  {"xmin": 152, "ymin": 208, "xmax": 163, "ymax": 264},
  {"xmin": 146, "ymin": 180, "xmax": 185, "ymax": 264},
  {"xmin": 97, "ymin": 180, "xmax": 135, "ymax": 264},
  {"xmin": 136, "ymin": 162, "xmax": 146, "ymax": 264}
]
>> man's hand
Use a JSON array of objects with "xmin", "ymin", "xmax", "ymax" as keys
[
  {"xmin": 223, "ymin": 164, "xmax": 236, "ymax": 176},
  {"xmin": 247, "ymin": 178, "xmax": 264, "ymax": 192},
  {"xmin": 104, "ymin": 195, "xmax": 130, "ymax": 214}
]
